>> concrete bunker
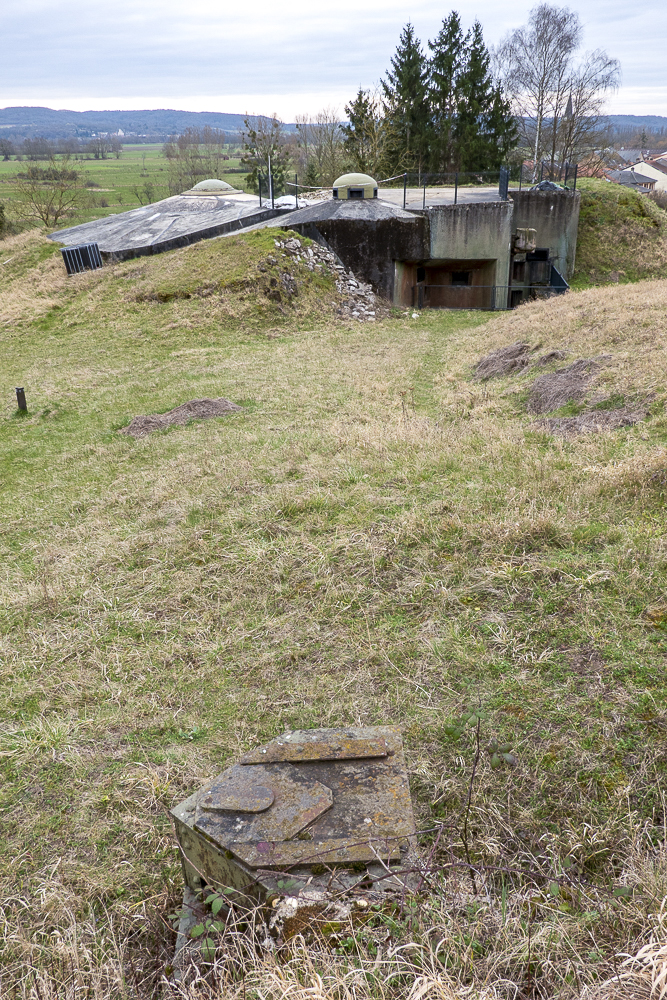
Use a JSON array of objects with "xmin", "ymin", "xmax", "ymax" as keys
[
  {"xmin": 266, "ymin": 187, "xmax": 578, "ymax": 311},
  {"xmin": 50, "ymin": 173, "xmax": 579, "ymax": 310},
  {"xmin": 49, "ymin": 179, "xmax": 291, "ymax": 262}
]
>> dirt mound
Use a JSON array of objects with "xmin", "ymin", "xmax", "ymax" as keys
[
  {"xmin": 474, "ymin": 342, "xmax": 532, "ymax": 379},
  {"xmin": 534, "ymin": 349, "xmax": 568, "ymax": 367},
  {"xmin": 536, "ymin": 405, "xmax": 650, "ymax": 437},
  {"xmin": 474, "ymin": 343, "xmax": 568, "ymax": 380},
  {"xmin": 119, "ymin": 398, "xmax": 242, "ymax": 438},
  {"xmin": 527, "ymin": 359, "xmax": 604, "ymax": 414}
]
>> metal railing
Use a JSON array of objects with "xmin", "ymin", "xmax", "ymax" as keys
[
  {"xmin": 412, "ymin": 282, "xmax": 568, "ymax": 311},
  {"xmin": 378, "ymin": 164, "xmax": 578, "ymax": 208}
]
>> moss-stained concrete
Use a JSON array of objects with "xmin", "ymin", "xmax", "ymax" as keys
[
  {"xmin": 427, "ymin": 201, "xmax": 514, "ymax": 288},
  {"xmin": 510, "ymin": 188, "xmax": 580, "ymax": 278}
]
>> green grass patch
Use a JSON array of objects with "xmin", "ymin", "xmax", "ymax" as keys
[
  {"xmin": 572, "ymin": 178, "xmax": 667, "ymax": 287},
  {"xmin": 2, "ymin": 231, "xmax": 667, "ymax": 998}
]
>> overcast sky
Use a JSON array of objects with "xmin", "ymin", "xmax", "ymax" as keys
[{"xmin": 1, "ymin": 0, "xmax": 665, "ymax": 120}]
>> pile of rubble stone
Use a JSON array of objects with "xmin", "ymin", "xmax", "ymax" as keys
[{"xmin": 272, "ymin": 236, "xmax": 378, "ymax": 322}]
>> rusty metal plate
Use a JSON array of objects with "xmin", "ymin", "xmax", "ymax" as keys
[
  {"xmin": 229, "ymin": 838, "xmax": 402, "ymax": 869},
  {"xmin": 199, "ymin": 773, "xmax": 274, "ymax": 813},
  {"xmin": 194, "ymin": 765, "xmax": 333, "ymax": 848},
  {"xmin": 240, "ymin": 736, "xmax": 388, "ymax": 765}
]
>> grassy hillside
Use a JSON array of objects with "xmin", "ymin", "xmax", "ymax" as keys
[
  {"xmin": 2, "ymin": 230, "xmax": 667, "ymax": 999},
  {"xmin": 572, "ymin": 179, "xmax": 667, "ymax": 287}
]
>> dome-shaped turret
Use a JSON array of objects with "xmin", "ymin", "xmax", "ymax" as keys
[
  {"xmin": 332, "ymin": 173, "xmax": 378, "ymax": 200},
  {"xmin": 186, "ymin": 178, "xmax": 240, "ymax": 194}
]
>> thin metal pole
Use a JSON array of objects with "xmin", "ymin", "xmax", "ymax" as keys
[
  {"xmin": 540, "ymin": 161, "xmax": 544, "ymax": 182},
  {"xmin": 519, "ymin": 168, "xmax": 522, "ymax": 192},
  {"xmin": 454, "ymin": 172, "xmax": 458, "ymax": 205},
  {"xmin": 573, "ymin": 164, "xmax": 578, "ymax": 190},
  {"xmin": 423, "ymin": 182, "xmax": 426, "ymax": 210},
  {"xmin": 15, "ymin": 387, "xmax": 27, "ymax": 412},
  {"xmin": 268, "ymin": 154, "xmax": 274, "ymax": 209},
  {"xmin": 259, "ymin": 174, "xmax": 262, "ymax": 207},
  {"xmin": 295, "ymin": 172, "xmax": 298, "ymax": 207},
  {"xmin": 403, "ymin": 172, "xmax": 407, "ymax": 209}
]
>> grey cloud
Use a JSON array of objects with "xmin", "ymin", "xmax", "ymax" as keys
[{"xmin": 1, "ymin": 0, "xmax": 665, "ymax": 100}]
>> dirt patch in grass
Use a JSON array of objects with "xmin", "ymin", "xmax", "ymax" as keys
[
  {"xmin": 474, "ymin": 341, "xmax": 569, "ymax": 380},
  {"xmin": 527, "ymin": 358, "xmax": 604, "ymax": 414},
  {"xmin": 473, "ymin": 341, "xmax": 532, "ymax": 379},
  {"xmin": 119, "ymin": 398, "xmax": 242, "ymax": 437},
  {"xmin": 536, "ymin": 404, "xmax": 651, "ymax": 436}
]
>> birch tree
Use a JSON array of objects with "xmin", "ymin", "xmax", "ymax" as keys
[{"xmin": 495, "ymin": 5, "xmax": 581, "ymax": 180}]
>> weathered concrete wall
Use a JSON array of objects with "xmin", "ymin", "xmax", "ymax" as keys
[
  {"xmin": 510, "ymin": 189, "xmax": 580, "ymax": 279},
  {"xmin": 102, "ymin": 208, "xmax": 287, "ymax": 263},
  {"xmin": 427, "ymin": 202, "xmax": 513, "ymax": 288},
  {"xmin": 288, "ymin": 216, "xmax": 428, "ymax": 299},
  {"xmin": 422, "ymin": 260, "xmax": 497, "ymax": 310}
]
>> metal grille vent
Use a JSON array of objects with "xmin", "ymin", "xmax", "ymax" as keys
[{"xmin": 60, "ymin": 243, "xmax": 103, "ymax": 276}]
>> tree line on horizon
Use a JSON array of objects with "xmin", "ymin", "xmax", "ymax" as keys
[
  {"xmin": 237, "ymin": 4, "xmax": 622, "ymax": 195},
  {"xmin": 238, "ymin": 13, "xmax": 516, "ymax": 197},
  {"xmin": 0, "ymin": 4, "xmax": 629, "ymax": 228}
]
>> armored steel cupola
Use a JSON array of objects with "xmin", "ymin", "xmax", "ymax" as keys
[
  {"xmin": 184, "ymin": 178, "xmax": 241, "ymax": 195},
  {"xmin": 332, "ymin": 173, "xmax": 378, "ymax": 200}
]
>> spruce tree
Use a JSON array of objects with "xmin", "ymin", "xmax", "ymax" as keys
[
  {"xmin": 381, "ymin": 24, "xmax": 430, "ymax": 175},
  {"xmin": 342, "ymin": 89, "xmax": 385, "ymax": 176},
  {"xmin": 428, "ymin": 12, "xmax": 465, "ymax": 172},
  {"xmin": 454, "ymin": 21, "xmax": 517, "ymax": 171}
]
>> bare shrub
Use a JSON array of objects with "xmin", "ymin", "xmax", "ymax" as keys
[
  {"xmin": 13, "ymin": 155, "xmax": 83, "ymax": 226},
  {"xmin": 648, "ymin": 189, "xmax": 667, "ymax": 213}
]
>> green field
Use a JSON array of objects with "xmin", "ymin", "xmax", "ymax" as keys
[
  {"xmin": 0, "ymin": 143, "xmax": 250, "ymax": 228},
  {"xmin": 2, "ymin": 227, "xmax": 667, "ymax": 999}
]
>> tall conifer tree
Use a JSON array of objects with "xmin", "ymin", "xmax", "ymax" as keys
[
  {"xmin": 428, "ymin": 13, "xmax": 465, "ymax": 172},
  {"xmin": 454, "ymin": 21, "xmax": 517, "ymax": 171},
  {"xmin": 356, "ymin": 13, "xmax": 517, "ymax": 177},
  {"xmin": 381, "ymin": 24, "xmax": 430, "ymax": 174}
]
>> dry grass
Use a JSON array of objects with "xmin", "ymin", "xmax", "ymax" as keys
[{"xmin": 2, "ymin": 231, "xmax": 667, "ymax": 998}]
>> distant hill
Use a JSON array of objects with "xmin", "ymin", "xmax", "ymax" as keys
[
  {"xmin": 608, "ymin": 115, "xmax": 667, "ymax": 134},
  {"xmin": 0, "ymin": 106, "xmax": 298, "ymax": 140},
  {"xmin": 1, "ymin": 105, "xmax": 665, "ymax": 142}
]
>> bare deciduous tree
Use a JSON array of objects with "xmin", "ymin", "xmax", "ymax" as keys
[
  {"xmin": 495, "ymin": 4, "xmax": 619, "ymax": 180},
  {"xmin": 163, "ymin": 127, "xmax": 228, "ymax": 194},
  {"xmin": 555, "ymin": 50, "xmax": 621, "ymax": 168},
  {"xmin": 14, "ymin": 156, "xmax": 83, "ymax": 226},
  {"xmin": 295, "ymin": 108, "xmax": 347, "ymax": 187}
]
